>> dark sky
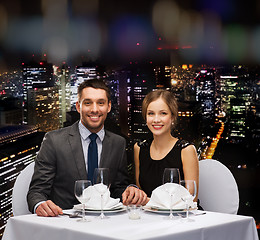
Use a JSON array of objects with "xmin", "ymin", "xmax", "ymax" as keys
[{"xmin": 1, "ymin": 0, "xmax": 260, "ymax": 71}]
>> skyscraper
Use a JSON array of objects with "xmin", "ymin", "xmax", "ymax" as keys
[
  {"xmin": 27, "ymin": 87, "xmax": 60, "ymax": 132},
  {"xmin": 22, "ymin": 60, "xmax": 54, "ymax": 125},
  {"xmin": 0, "ymin": 125, "xmax": 44, "ymax": 238}
]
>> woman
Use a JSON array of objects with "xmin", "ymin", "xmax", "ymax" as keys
[{"xmin": 134, "ymin": 89, "xmax": 199, "ymax": 201}]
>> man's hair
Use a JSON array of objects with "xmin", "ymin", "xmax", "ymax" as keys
[{"xmin": 77, "ymin": 79, "xmax": 111, "ymax": 102}]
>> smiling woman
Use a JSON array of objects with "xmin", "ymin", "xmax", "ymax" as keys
[{"xmin": 134, "ymin": 89, "xmax": 199, "ymax": 203}]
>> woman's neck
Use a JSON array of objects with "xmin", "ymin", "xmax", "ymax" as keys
[{"xmin": 152, "ymin": 133, "xmax": 176, "ymax": 150}]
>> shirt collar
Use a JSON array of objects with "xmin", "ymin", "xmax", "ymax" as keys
[{"xmin": 78, "ymin": 120, "xmax": 105, "ymax": 141}]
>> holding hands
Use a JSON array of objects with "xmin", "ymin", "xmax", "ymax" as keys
[{"xmin": 122, "ymin": 186, "xmax": 149, "ymax": 206}]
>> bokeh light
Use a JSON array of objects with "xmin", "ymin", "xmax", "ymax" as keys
[
  {"xmin": 222, "ymin": 24, "xmax": 249, "ymax": 63},
  {"xmin": 251, "ymin": 26, "xmax": 260, "ymax": 63},
  {"xmin": 110, "ymin": 16, "xmax": 154, "ymax": 60},
  {"xmin": 0, "ymin": 4, "xmax": 8, "ymax": 40}
]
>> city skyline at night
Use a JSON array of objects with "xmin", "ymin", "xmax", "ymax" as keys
[{"xmin": 1, "ymin": 0, "xmax": 260, "ymax": 238}]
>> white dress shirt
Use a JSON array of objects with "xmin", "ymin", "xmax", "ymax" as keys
[{"xmin": 78, "ymin": 121, "xmax": 105, "ymax": 172}]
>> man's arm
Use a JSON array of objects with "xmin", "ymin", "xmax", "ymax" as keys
[
  {"xmin": 27, "ymin": 132, "xmax": 59, "ymax": 214},
  {"xmin": 109, "ymin": 136, "xmax": 129, "ymax": 199}
]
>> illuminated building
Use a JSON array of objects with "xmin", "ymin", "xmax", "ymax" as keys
[
  {"xmin": 218, "ymin": 74, "xmax": 251, "ymax": 141},
  {"xmin": 127, "ymin": 64, "xmax": 155, "ymax": 142},
  {"xmin": 105, "ymin": 74, "xmax": 121, "ymax": 131},
  {"xmin": 0, "ymin": 125, "xmax": 44, "ymax": 238},
  {"xmin": 27, "ymin": 87, "xmax": 60, "ymax": 132},
  {"xmin": 154, "ymin": 65, "xmax": 171, "ymax": 88},
  {"xmin": 22, "ymin": 60, "xmax": 54, "ymax": 125},
  {"xmin": 0, "ymin": 70, "xmax": 23, "ymax": 98},
  {"xmin": 55, "ymin": 64, "xmax": 71, "ymax": 127},
  {"xmin": 113, "ymin": 64, "xmax": 155, "ymax": 142},
  {"xmin": 195, "ymin": 69, "xmax": 216, "ymax": 128},
  {"xmin": 70, "ymin": 64, "xmax": 97, "ymax": 111}
]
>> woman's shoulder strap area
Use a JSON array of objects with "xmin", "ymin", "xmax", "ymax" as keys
[{"xmin": 175, "ymin": 139, "xmax": 192, "ymax": 149}]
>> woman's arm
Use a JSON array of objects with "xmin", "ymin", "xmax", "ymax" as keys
[
  {"xmin": 134, "ymin": 143, "xmax": 141, "ymax": 188},
  {"xmin": 181, "ymin": 145, "xmax": 199, "ymax": 201}
]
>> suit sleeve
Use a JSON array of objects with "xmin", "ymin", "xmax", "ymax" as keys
[
  {"xmin": 27, "ymin": 132, "xmax": 57, "ymax": 213},
  {"xmin": 109, "ymin": 137, "xmax": 129, "ymax": 199}
]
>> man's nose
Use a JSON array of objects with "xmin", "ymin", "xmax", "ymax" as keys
[{"xmin": 91, "ymin": 103, "xmax": 98, "ymax": 112}]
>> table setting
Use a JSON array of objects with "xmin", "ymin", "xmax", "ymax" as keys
[
  {"xmin": 2, "ymin": 167, "xmax": 259, "ymax": 240},
  {"xmin": 69, "ymin": 167, "xmax": 199, "ymax": 222}
]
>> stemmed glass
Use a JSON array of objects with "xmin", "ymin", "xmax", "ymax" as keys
[
  {"xmin": 74, "ymin": 180, "xmax": 92, "ymax": 222},
  {"xmin": 180, "ymin": 180, "xmax": 197, "ymax": 222},
  {"xmin": 162, "ymin": 168, "xmax": 180, "ymax": 220},
  {"xmin": 93, "ymin": 168, "xmax": 110, "ymax": 219}
]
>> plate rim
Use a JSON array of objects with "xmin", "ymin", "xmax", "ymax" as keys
[
  {"xmin": 73, "ymin": 205, "xmax": 126, "ymax": 213},
  {"xmin": 143, "ymin": 206, "xmax": 197, "ymax": 213}
]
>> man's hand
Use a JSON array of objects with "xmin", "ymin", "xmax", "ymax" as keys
[
  {"xmin": 122, "ymin": 186, "xmax": 149, "ymax": 206},
  {"xmin": 35, "ymin": 200, "xmax": 63, "ymax": 217}
]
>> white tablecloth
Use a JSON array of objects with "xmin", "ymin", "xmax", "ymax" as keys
[{"xmin": 2, "ymin": 210, "xmax": 259, "ymax": 240}]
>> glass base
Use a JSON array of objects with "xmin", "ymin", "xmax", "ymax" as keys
[
  {"xmin": 96, "ymin": 213, "xmax": 110, "ymax": 219},
  {"xmin": 163, "ymin": 214, "xmax": 181, "ymax": 220},
  {"xmin": 77, "ymin": 217, "xmax": 91, "ymax": 222}
]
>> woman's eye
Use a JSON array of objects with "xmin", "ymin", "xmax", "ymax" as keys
[{"xmin": 147, "ymin": 112, "xmax": 154, "ymax": 115}]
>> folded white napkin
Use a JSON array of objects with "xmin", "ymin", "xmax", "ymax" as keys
[
  {"xmin": 74, "ymin": 183, "xmax": 121, "ymax": 210},
  {"xmin": 146, "ymin": 183, "xmax": 197, "ymax": 210}
]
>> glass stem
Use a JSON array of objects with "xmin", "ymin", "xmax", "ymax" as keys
[
  {"xmin": 82, "ymin": 203, "xmax": 86, "ymax": 221},
  {"xmin": 186, "ymin": 203, "xmax": 189, "ymax": 219},
  {"xmin": 100, "ymin": 194, "xmax": 104, "ymax": 219},
  {"xmin": 170, "ymin": 194, "xmax": 173, "ymax": 218}
]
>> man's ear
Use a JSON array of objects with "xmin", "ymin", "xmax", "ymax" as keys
[
  {"xmin": 108, "ymin": 101, "xmax": 111, "ymax": 113},
  {"xmin": 76, "ymin": 101, "xmax": 81, "ymax": 113}
]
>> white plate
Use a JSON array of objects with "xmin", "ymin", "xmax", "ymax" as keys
[
  {"xmin": 143, "ymin": 206, "xmax": 197, "ymax": 214},
  {"xmin": 83, "ymin": 206, "xmax": 126, "ymax": 213},
  {"xmin": 73, "ymin": 203, "xmax": 126, "ymax": 213}
]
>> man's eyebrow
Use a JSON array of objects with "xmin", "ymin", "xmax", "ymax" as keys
[{"xmin": 82, "ymin": 98, "xmax": 107, "ymax": 101}]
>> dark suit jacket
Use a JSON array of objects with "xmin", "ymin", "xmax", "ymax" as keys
[{"xmin": 27, "ymin": 121, "xmax": 129, "ymax": 212}]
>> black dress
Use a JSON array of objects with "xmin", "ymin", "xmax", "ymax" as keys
[{"xmin": 138, "ymin": 139, "xmax": 192, "ymax": 197}]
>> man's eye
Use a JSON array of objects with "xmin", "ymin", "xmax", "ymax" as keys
[
  {"xmin": 84, "ymin": 101, "xmax": 91, "ymax": 105},
  {"xmin": 98, "ymin": 102, "xmax": 105, "ymax": 105}
]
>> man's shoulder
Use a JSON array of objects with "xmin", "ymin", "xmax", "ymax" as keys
[
  {"xmin": 105, "ymin": 130, "xmax": 126, "ymax": 142},
  {"xmin": 45, "ymin": 122, "xmax": 78, "ymax": 138}
]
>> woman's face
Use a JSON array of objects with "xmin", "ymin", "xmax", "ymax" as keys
[{"xmin": 146, "ymin": 98, "xmax": 173, "ymax": 136}]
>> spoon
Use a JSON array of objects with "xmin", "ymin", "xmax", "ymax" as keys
[{"xmin": 61, "ymin": 212, "xmax": 81, "ymax": 218}]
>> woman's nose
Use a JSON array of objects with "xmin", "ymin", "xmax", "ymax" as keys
[{"xmin": 153, "ymin": 115, "xmax": 160, "ymax": 122}]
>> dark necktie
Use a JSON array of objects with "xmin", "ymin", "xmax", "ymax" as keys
[{"xmin": 87, "ymin": 133, "xmax": 98, "ymax": 182}]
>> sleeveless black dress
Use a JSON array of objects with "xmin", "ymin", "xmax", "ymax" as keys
[{"xmin": 138, "ymin": 139, "xmax": 192, "ymax": 197}]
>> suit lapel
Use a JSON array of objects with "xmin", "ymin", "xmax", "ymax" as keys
[
  {"xmin": 68, "ymin": 121, "xmax": 87, "ymax": 179},
  {"xmin": 100, "ymin": 131, "xmax": 112, "ymax": 168}
]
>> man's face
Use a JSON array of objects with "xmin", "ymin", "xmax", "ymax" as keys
[{"xmin": 76, "ymin": 87, "xmax": 111, "ymax": 133}]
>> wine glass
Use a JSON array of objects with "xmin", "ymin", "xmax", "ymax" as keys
[
  {"xmin": 180, "ymin": 180, "xmax": 197, "ymax": 222},
  {"xmin": 74, "ymin": 180, "xmax": 92, "ymax": 222},
  {"xmin": 162, "ymin": 168, "xmax": 180, "ymax": 220},
  {"xmin": 93, "ymin": 168, "xmax": 110, "ymax": 219}
]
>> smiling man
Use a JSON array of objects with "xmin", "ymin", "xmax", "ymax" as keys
[{"xmin": 27, "ymin": 79, "xmax": 148, "ymax": 217}]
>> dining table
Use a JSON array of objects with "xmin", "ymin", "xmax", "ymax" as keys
[{"xmin": 2, "ymin": 209, "xmax": 259, "ymax": 240}]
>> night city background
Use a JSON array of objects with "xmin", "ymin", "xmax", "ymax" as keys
[{"xmin": 1, "ymin": 0, "xmax": 260, "ymax": 238}]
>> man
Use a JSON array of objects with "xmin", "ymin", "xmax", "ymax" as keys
[{"xmin": 27, "ymin": 79, "xmax": 148, "ymax": 217}]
